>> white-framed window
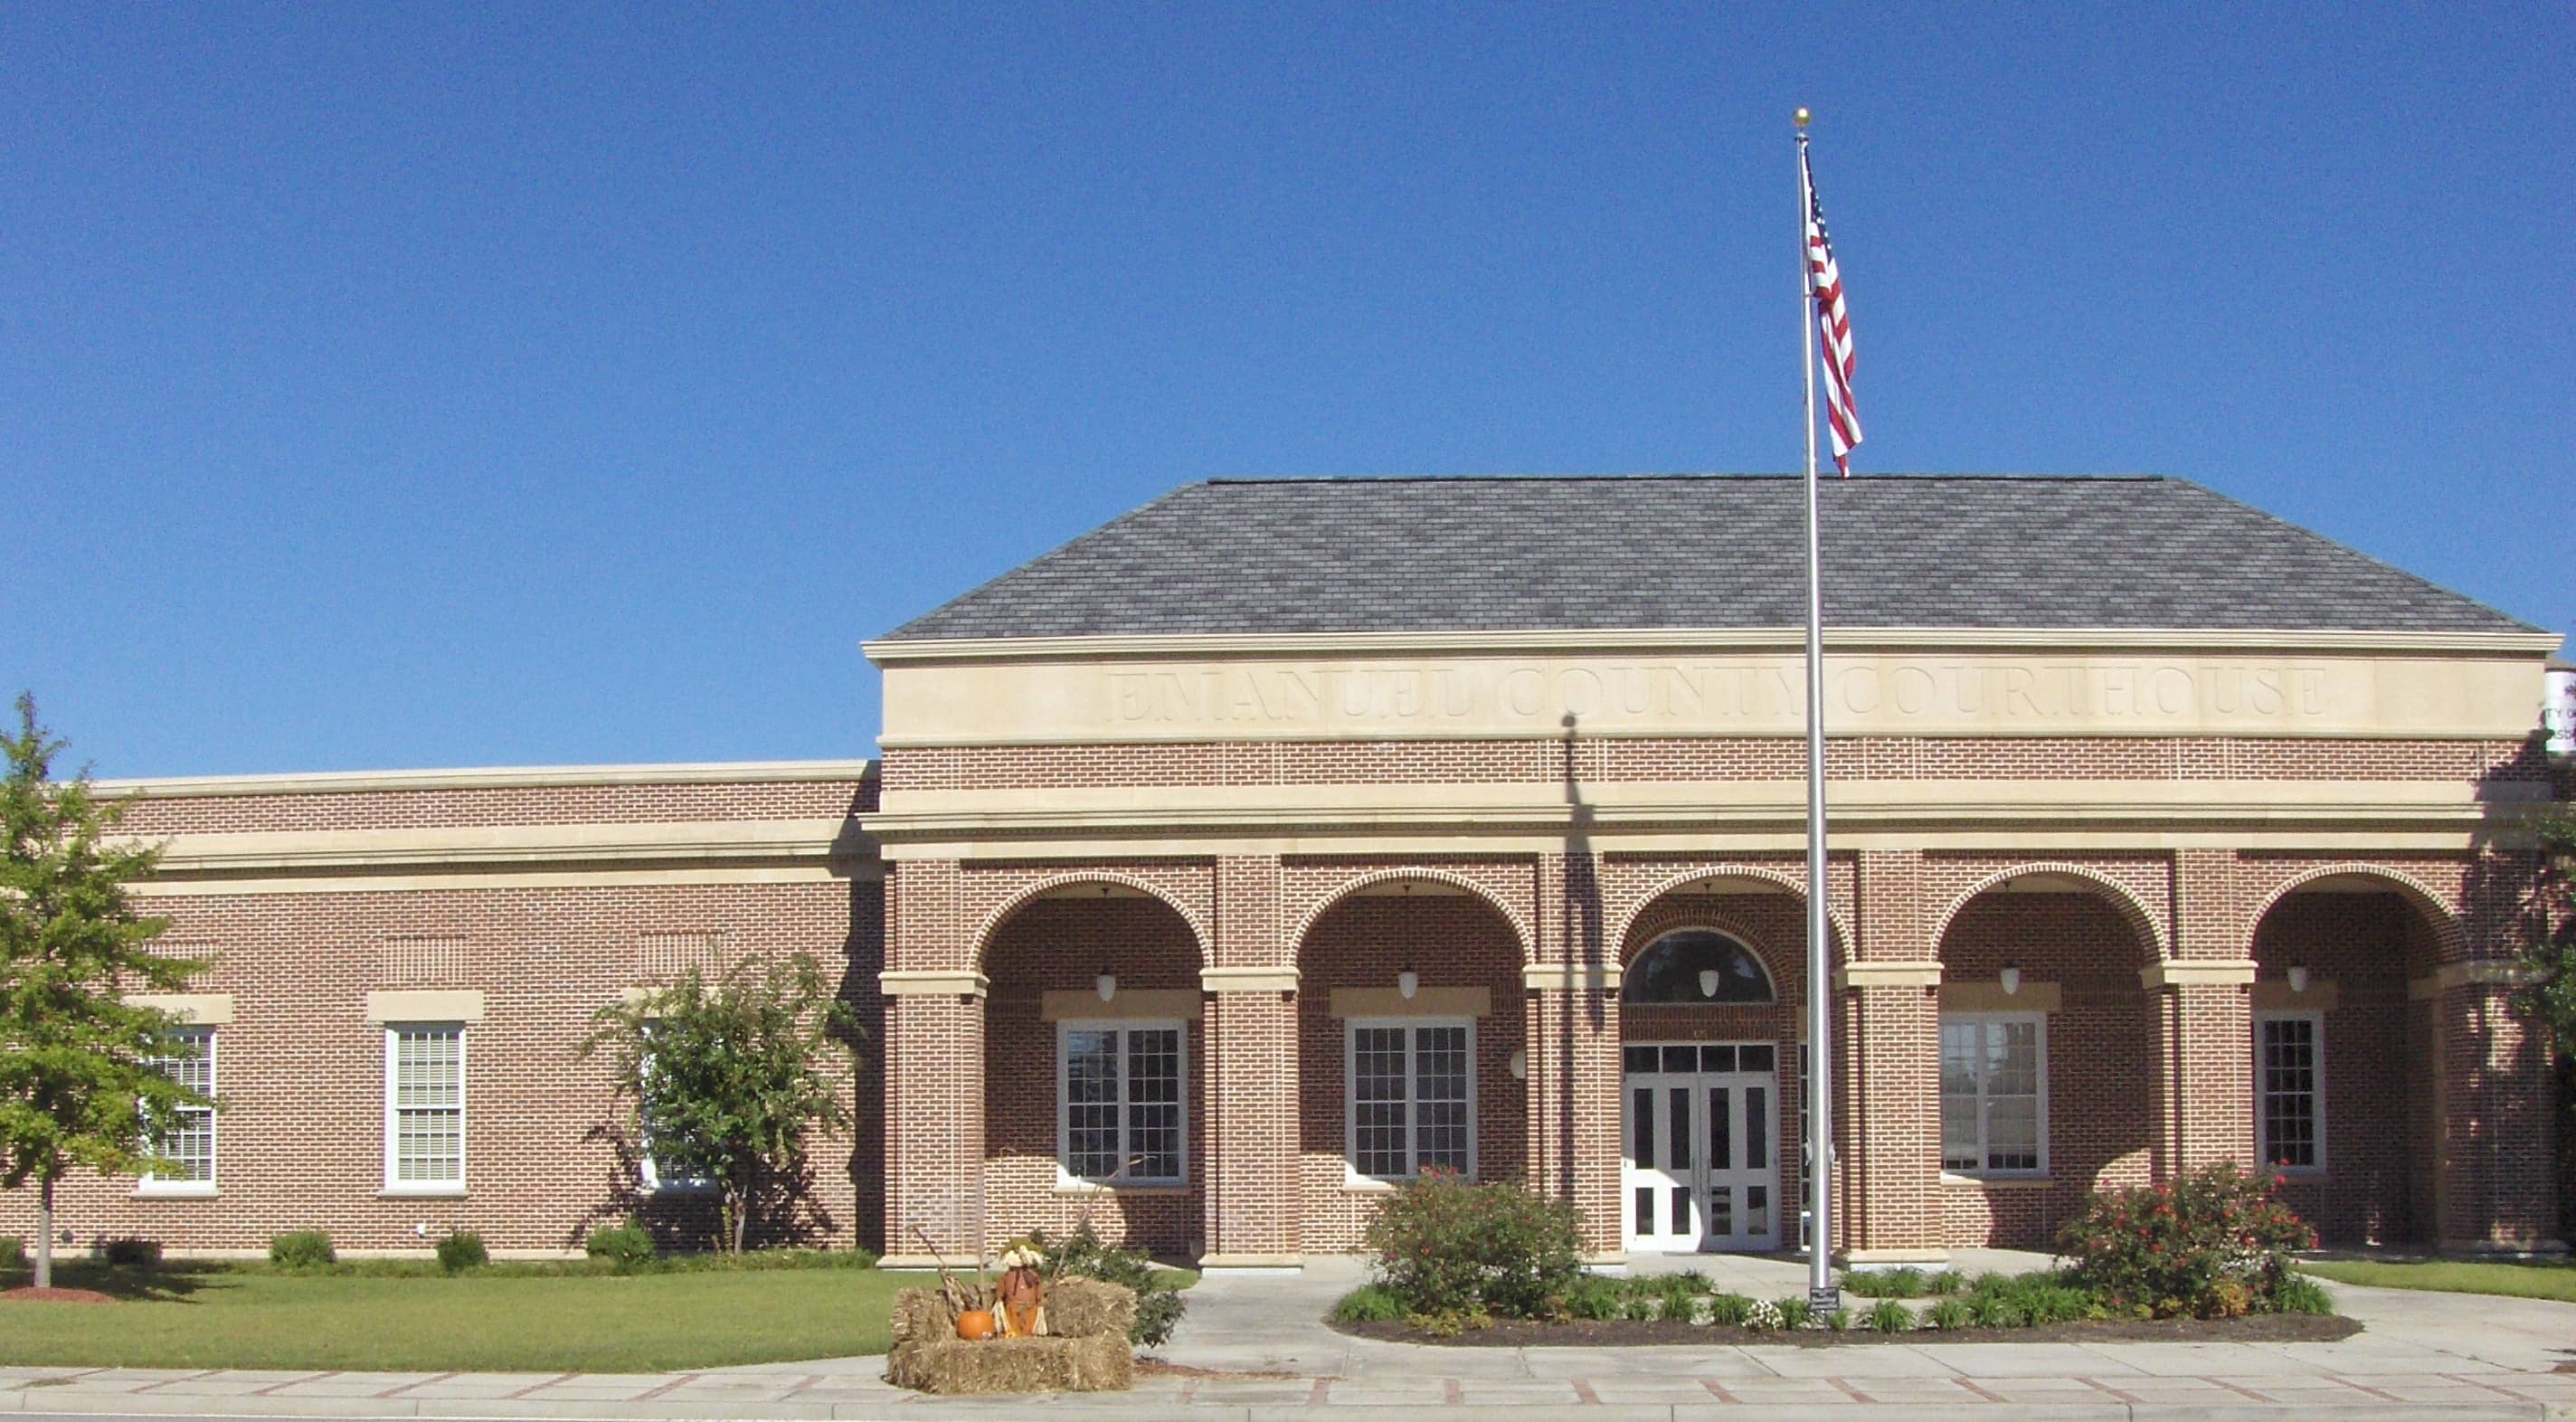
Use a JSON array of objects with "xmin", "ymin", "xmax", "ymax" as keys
[
  {"xmin": 139, "ymin": 1027, "xmax": 216, "ymax": 1195},
  {"xmin": 384, "ymin": 1023, "xmax": 465, "ymax": 1193},
  {"xmin": 1345, "ymin": 1019, "xmax": 1475, "ymax": 1183},
  {"xmin": 2255, "ymin": 1010, "xmax": 2325, "ymax": 1175},
  {"xmin": 636, "ymin": 1022, "xmax": 716, "ymax": 1194},
  {"xmin": 1940, "ymin": 1013, "xmax": 2046, "ymax": 1177},
  {"xmin": 1056, "ymin": 1021, "xmax": 1187, "ymax": 1187}
]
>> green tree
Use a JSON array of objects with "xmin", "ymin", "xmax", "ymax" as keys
[
  {"xmin": 2514, "ymin": 808, "xmax": 2576, "ymax": 1038},
  {"xmin": 581, "ymin": 953, "xmax": 859, "ymax": 1254},
  {"xmin": 0, "ymin": 694, "xmax": 212, "ymax": 1289}
]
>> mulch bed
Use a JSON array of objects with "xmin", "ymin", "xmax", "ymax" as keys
[
  {"xmin": 1333, "ymin": 1313, "xmax": 2361, "ymax": 1347},
  {"xmin": 0, "ymin": 1287, "xmax": 117, "ymax": 1304}
]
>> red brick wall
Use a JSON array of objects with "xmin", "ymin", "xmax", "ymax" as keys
[{"xmin": 0, "ymin": 878, "xmax": 881, "ymax": 1257}]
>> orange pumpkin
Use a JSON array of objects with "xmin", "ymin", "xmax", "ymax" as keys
[{"xmin": 954, "ymin": 1309, "xmax": 998, "ymax": 1341}]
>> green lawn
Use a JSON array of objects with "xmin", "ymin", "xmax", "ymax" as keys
[
  {"xmin": 2302, "ymin": 1256, "xmax": 2576, "ymax": 1304},
  {"xmin": 0, "ymin": 1259, "xmax": 927, "ymax": 1371}
]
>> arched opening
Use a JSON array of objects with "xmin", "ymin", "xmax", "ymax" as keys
[
  {"xmin": 1933, "ymin": 872, "xmax": 2161, "ymax": 1250},
  {"xmin": 2249, "ymin": 872, "xmax": 2453, "ymax": 1247},
  {"xmin": 1615, "ymin": 881, "xmax": 1816, "ymax": 1255},
  {"xmin": 1293, "ymin": 875, "xmax": 1526, "ymax": 1253},
  {"xmin": 979, "ymin": 882, "xmax": 1205, "ymax": 1258}
]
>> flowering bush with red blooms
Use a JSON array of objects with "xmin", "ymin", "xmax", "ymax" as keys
[
  {"xmin": 2058, "ymin": 1163, "xmax": 2318, "ymax": 1319},
  {"xmin": 1362, "ymin": 1170, "xmax": 1582, "ymax": 1320}
]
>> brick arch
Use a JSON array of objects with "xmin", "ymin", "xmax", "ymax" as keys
[
  {"xmin": 2249, "ymin": 862, "xmax": 2470, "ymax": 962},
  {"xmin": 971, "ymin": 872, "xmax": 1213, "ymax": 972},
  {"xmin": 1288, "ymin": 868, "xmax": 1535, "ymax": 962},
  {"xmin": 1930, "ymin": 862, "xmax": 2168, "ymax": 961},
  {"xmin": 1610, "ymin": 866, "xmax": 1853, "ymax": 967},
  {"xmin": 1618, "ymin": 907, "xmax": 1787, "ymax": 1004}
]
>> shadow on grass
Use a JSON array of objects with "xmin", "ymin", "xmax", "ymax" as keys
[
  {"xmin": 2306, "ymin": 1247, "xmax": 2576, "ymax": 1270},
  {"xmin": 1, "ymin": 1262, "xmax": 228, "ymax": 1303}
]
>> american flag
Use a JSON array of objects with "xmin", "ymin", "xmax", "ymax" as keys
[{"xmin": 1803, "ymin": 143, "xmax": 1861, "ymax": 474}]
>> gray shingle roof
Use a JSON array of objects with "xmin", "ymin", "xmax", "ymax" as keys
[{"xmin": 882, "ymin": 475, "xmax": 2533, "ymax": 640}]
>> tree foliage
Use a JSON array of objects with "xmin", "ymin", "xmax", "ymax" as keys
[
  {"xmin": 2514, "ymin": 807, "xmax": 2576, "ymax": 1044},
  {"xmin": 0, "ymin": 693, "xmax": 212, "ymax": 1288},
  {"xmin": 581, "ymin": 953, "xmax": 859, "ymax": 1253}
]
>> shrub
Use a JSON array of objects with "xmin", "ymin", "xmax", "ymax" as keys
[
  {"xmin": 1924, "ymin": 1270, "xmax": 1966, "ymax": 1294},
  {"xmin": 0, "ymin": 1237, "xmax": 23, "ymax": 1269},
  {"xmin": 1773, "ymin": 1294, "xmax": 1812, "ymax": 1330},
  {"xmin": 1565, "ymin": 1277, "xmax": 1624, "ymax": 1321},
  {"xmin": 1704, "ymin": 1292, "xmax": 1754, "ymax": 1327},
  {"xmin": 1742, "ymin": 1297, "xmax": 1783, "ymax": 1332},
  {"xmin": 435, "ymin": 1230, "xmax": 488, "ymax": 1272},
  {"xmin": 1823, "ymin": 1304, "xmax": 1852, "ymax": 1332},
  {"xmin": 269, "ymin": 1230, "xmax": 336, "ymax": 1270},
  {"xmin": 1630, "ymin": 1273, "xmax": 1700, "ymax": 1322},
  {"xmin": 1842, "ymin": 1266, "xmax": 1924, "ymax": 1298},
  {"xmin": 1332, "ymin": 1284, "xmax": 1406, "ymax": 1322},
  {"xmin": 1967, "ymin": 1291, "xmax": 2026, "ymax": 1329},
  {"xmin": 1360, "ymin": 1172, "xmax": 1582, "ymax": 1321},
  {"xmin": 1032, "ymin": 1225, "xmax": 1188, "ymax": 1348},
  {"xmin": 2058, "ymin": 1162, "xmax": 2317, "ymax": 1319},
  {"xmin": 1923, "ymin": 1296, "xmax": 1975, "ymax": 1331},
  {"xmin": 2274, "ymin": 1275, "xmax": 2334, "ymax": 1316},
  {"xmin": 1866, "ymin": 1298, "xmax": 1914, "ymax": 1333},
  {"xmin": 101, "ymin": 1237, "xmax": 161, "ymax": 1266},
  {"xmin": 583, "ymin": 1224, "xmax": 657, "ymax": 1270}
]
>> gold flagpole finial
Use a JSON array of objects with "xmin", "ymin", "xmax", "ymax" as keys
[{"xmin": 1794, "ymin": 107, "xmax": 1812, "ymax": 128}]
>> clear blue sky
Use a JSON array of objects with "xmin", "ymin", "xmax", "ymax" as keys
[{"xmin": 8, "ymin": 5, "xmax": 2570, "ymax": 777}]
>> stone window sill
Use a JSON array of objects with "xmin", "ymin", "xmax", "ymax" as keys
[
  {"xmin": 1942, "ymin": 1172, "xmax": 2052, "ymax": 1190},
  {"xmin": 379, "ymin": 1186, "xmax": 469, "ymax": 1199},
  {"xmin": 133, "ymin": 1183, "xmax": 218, "ymax": 1199},
  {"xmin": 1054, "ymin": 1179, "xmax": 1187, "ymax": 1195}
]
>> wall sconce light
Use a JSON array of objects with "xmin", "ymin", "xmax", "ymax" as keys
[
  {"xmin": 2287, "ymin": 964, "xmax": 2311, "ymax": 994},
  {"xmin": 1095, "ymin": 969, "xmax": 1117, "ymax": 1002},
  {"xmin": 2000, "ymin": 965, "xmax": 2022, "ymax": 996},
  {"xmin": 1510, "ymin": 1049, "xmax": 1529, "ymax": 1080},
  {"xmin": 1699, "ymin": 968, "xmax": 1722, "ymax": 999},
  {"xmin": 1397, "ymin": 967, "xmax": 1420, "ymax": 1000}
]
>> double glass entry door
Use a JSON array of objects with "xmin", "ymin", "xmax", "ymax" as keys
[{"xmin": 1621, "ymin": 1042, "xmax": 1781, "ymax": 1252}]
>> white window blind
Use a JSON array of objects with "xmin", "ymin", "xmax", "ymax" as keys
[{"xmin": 387, "ymin": 1025, "xmax": 464, "ymax": 1190}]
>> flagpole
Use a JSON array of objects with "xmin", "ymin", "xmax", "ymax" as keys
[{"xmin": 1795, "ymin": 105, "xmax": 1840, "ymax": 1315}]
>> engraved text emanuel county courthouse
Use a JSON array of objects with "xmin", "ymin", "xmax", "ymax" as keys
[{"xmin": 19, "ymin": 475, "xmax": 2569, "ymax": 1267}]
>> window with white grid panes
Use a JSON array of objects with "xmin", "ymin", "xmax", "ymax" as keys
[
  {"xmin": 140, "ymin": 1028, "xmax": 216, "ymax": 1192},
  {"xmin": 384, "ymin": 1024, "xmax": 465, "ymax": 1191},
  {"xmin": 1056, "ymin": 1022, "xmax": 1185, "ymax": 1186},
  {"xmin": 1939, "ymin": 1013, "xmax": 2046, "ymax": 1175},
  {"xmin": 1346, "ymin": 1019, "xmax": 1474, "ymax": 1182},
  {"xmin": 2255, "ymin": 1011, "xmax": 2325, "ymax": 1174}
]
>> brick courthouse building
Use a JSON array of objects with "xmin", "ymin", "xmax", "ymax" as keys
[{"xmin": 13, "ymin": 475, "xmax": 2566, "ymax": 1266}]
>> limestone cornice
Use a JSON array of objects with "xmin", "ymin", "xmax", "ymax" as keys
[
  {"xmin": 867, "ymin": 778, "xmax": 2542, "ymax": 846},
  {"xmin": 95, "ymin": 760, "xmax": 878, "ymax": 798},
  {"xmin": 867, "ymin": 626, "xmax": 2562, "ymax": 665},
  {"xmin": 126, "ymin": 818, "xmax": 879, "ymax": 881}
]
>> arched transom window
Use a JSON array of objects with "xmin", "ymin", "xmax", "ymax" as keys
[{"xmin": 1624, "ymin": 929, "xmax": 1776, "ymax": 1005}]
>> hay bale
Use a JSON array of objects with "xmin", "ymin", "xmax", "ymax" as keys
[
  {"xmin": 1042, "ymin": 1277, "xmax": 1135, "ymax": 1341},
  {"xmin": 886, "ymin": 1334, "xmax": 1132, "ymax": 1395},
  {"xmin": 888, "ymin": 1287, "xmax": 951, "ymax": 1348}
]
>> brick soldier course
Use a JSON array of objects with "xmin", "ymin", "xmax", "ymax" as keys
[{"xmin": 6, "ymin": 474, "xmax": 2563, "ymax": 1270}]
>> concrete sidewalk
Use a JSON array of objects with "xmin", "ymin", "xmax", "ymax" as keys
[{"xmin": 3, "ymin": 1274, "xmax": 2572, "ymax": 1419}]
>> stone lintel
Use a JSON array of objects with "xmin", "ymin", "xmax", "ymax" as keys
[
  {"xmin": 878, "ymin": 970, "xmax": 990, "ymax": 999},
  {"xmin": 2138, "ymin": 959, "xmax": 2258, "ymax": 990},
  {"xmin": 1200, "ymin": 966, "xmax": 1299, "ymax": 994}
]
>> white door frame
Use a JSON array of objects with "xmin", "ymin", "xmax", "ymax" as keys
[{"xmin": 1620, "ymin": 1041, "xmax": 1782, "ymax": 1253}]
